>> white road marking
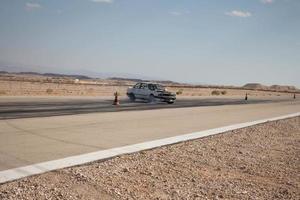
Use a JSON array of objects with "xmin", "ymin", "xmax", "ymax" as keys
[{"xmin": 0, "ymin": 112, "xmax": 299, "ymax": 184}]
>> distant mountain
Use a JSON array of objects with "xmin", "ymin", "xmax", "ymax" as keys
[
  {"xmin": 270, "ymin": 85, "xmax": 296, "ymax": 91},
  {"xmin": 0, "ymin": 62, "xmax": 43, "ymax": 73},
  {"xmin": 243, "ymin": 83, "xmax": 298, "ymax": 92},
  {"xmin": 108, "ymin": 77, "xmax": 180, "ymax": 85},
  {"xmin": 0, "ymin": 71, "xmax": 92, "ymax": 80},
  {"xmin": 70, "ymin": 69, "xmax": 163, "ymax": 81},
  {"xmin": 243, "ymin": 83, "xmax": 269, "ymax": 90},
  {"xmin": 1, "ymin": 62, "xmax": 298, "ymax": 91},
  {"xmin": 0, "ymin": 62, "xmax": 162, "ymax": 81},
  {"xmin": 42, "ymin": 73, "xmax": 91, "ymax": 79}
]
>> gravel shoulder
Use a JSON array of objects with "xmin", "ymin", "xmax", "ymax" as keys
[{"xmin": 0, "ymin": 117, "xmax": 299, "ymax": 200}]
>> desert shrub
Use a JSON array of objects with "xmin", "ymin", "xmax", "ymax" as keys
[
  {"xmin": 221, "ymin": 90, "xmax": 227, "ymax": 95},
  {"xmin": 46, "ymin": 88, "xmax": 53, "ymax": 94},
  {"xmin": 211, "ymin": 90, "xmax": 220, "ymax": 95},
  {"xmin": 176, "ymin": 89, "xmax": 183, "ymax": 95}
]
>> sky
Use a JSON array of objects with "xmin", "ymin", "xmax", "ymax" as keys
[{"xmin": 0, "ymin": 0, "xmax": 299, "ymax": 86}]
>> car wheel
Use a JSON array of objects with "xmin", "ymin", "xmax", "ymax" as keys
[
  {"xmin": 148, "ymin": 94, "xmax": 155, "ymax": 103},
  {"xmin": 167, "ymin": 101, "xmax": 174, "ymax": 104},
  {"xmin": 129, "ymin": 93, "xmax": 136, "ymax": 102}
]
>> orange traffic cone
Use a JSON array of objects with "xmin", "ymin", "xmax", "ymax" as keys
[{"xmin": 113, "ymin": 91, "xmax": 120, "ymax": 105}]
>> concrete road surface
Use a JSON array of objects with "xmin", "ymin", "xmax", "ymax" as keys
[{"xmin": 0, "ymin": 98, "xmax": 299, "ymax": 171}]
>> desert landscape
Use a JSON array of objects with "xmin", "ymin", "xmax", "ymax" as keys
[
  {"xmin": 1, "ymin": 0, "xmax": 299, "ymax": 199},
  {"xmin": 0, "ymin": 71, "xmax": 299, "ymax": 97}
]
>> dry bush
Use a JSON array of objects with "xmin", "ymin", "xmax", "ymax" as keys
[
  {"xmin": 221, "ymin": 90, "xmax": 227, "ymax": 95},
  {"xmin": 176, "ymin": 89, "xmax": 183, "ymax": 95},
  {"xmin": 211, "ymin": 90, "xmax": 221, "ymax": 95}
]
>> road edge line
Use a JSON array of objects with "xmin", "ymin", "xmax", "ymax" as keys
[{"xmin": 1, "ymin": 112, "xmax": 299, "ymax": 184}]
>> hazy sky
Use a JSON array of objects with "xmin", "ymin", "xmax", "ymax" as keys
[{"xmin": 0, "ymin": 0, "xmax": 299, "ymax": 86}]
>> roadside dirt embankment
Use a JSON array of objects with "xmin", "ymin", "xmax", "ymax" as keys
[{"xmin": 0, "ymin": 117, "xmax": 299, "ymax": 199}]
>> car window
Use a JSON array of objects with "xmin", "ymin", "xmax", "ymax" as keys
[
  {"xmin": 140, "ymin": 83, "xmax": 147, "ymax": 89},
  {"xmin": 133, "ymin": 83, "xmax": 141, "ymax": 89},
  {"xmin": 148, "ymin": 84, "xmax": 155, "ymax": 91}
]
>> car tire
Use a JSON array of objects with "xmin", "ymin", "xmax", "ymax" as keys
[
  {"xmin": 167, "ymin": 101, "xmax": 174, "ymax": 104},
  {"xmin": 128, "ymin": 93, "xmax": 136, "ymax": 102}
]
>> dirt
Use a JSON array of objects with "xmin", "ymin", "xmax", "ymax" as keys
[
  {"xmin": 0, "ymin": 79, "xmax": 295, "ymax": 98},
  {"xmin": 0, "ymin": 117, "xmax": 299, "ymax": 200},
  {"xmin": 0, "ymin": 73, "xmax": 298, "ymax": 97}
]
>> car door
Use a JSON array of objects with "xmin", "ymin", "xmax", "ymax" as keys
[
  {"xmin": 140, "ymin": 83, "xmax": 151, "ymax": 98},
  {"xmin": 147, "ymin": 84, "xmax": 156, "ymax": 97},
  {"xmin": 137, "ymin": 83, "xmax": 148, "ymax": 99},
  {"xmin": 133, "ymin": 83, "xmax": 144, "ymax": 99},
  {"xmin": 132, "ymin": 83, "xmax": 141, "ymax": 98}
]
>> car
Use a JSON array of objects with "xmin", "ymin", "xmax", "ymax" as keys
[{"xmin": 127, "ymin": 82, "xmax": 176, "ymax": 104}]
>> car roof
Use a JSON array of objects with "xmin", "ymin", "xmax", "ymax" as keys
[{"xmin": 137, "ymin": 82, "xmax": 162, "ymax": 85}]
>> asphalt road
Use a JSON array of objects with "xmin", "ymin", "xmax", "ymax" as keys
[{"xmin": 0, "ymin": 96, "xmax": 290, "ymax": 120}]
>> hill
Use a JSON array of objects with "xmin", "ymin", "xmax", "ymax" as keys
[{"xmin": 243, "ymin": 83, "xmax": 298, "ymax": 92}]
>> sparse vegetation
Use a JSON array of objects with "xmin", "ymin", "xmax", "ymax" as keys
[
  {"xmin": 221, "ymin": 90, "xmax": 227, "ymax": 95},
  {"xmin": 0, "ymin": 72, "xmax": 298, "ymax": 97},
  {"xmin": 176, "ymin": 89, "xmax": 183, "ymax": 95},
  {"xmin": 211, "ymin": 90, "xmax": 220, "ymax": 95}
]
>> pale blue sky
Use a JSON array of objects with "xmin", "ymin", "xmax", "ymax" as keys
[{"xmin": 0, "ymin": 0, "xmax": 299, "ymax": 86}]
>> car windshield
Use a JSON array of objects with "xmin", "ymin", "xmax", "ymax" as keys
[{"xmin": 148, "ymin": 84, "xmax": 165, "ymax": 91}]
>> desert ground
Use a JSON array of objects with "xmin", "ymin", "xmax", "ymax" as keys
[
  {"xmin": 0, "ymin": 72, "xmax": 299, "ymax": 199},
  {"xmin": 0, "ymin": 117, "xmax": 299, "ymax": 200},
  {"xmin": 0, "ymin": 72, "xmax": 298, "ymax": 97},
  {"xmin": 0, "ymin": 79, "xmax": 296, "ymax": 97}
]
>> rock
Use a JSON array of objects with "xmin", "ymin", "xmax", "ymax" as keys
[{"xmin": 122, "ymin": 168, "xmax": 129, "ymax": 173}]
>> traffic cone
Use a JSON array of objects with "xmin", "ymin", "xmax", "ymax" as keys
[
  {"xmin": 245, "ymin": 93, "xmax": 248, "ymax": 101},
  {"xmin": 113, "ymin": 91, "xmax": 120, "ymax": 105}
]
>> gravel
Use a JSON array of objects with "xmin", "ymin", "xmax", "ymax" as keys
[{"xmin": 0, "ymin": 117, "xmax": 299, "ymax": 200}]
